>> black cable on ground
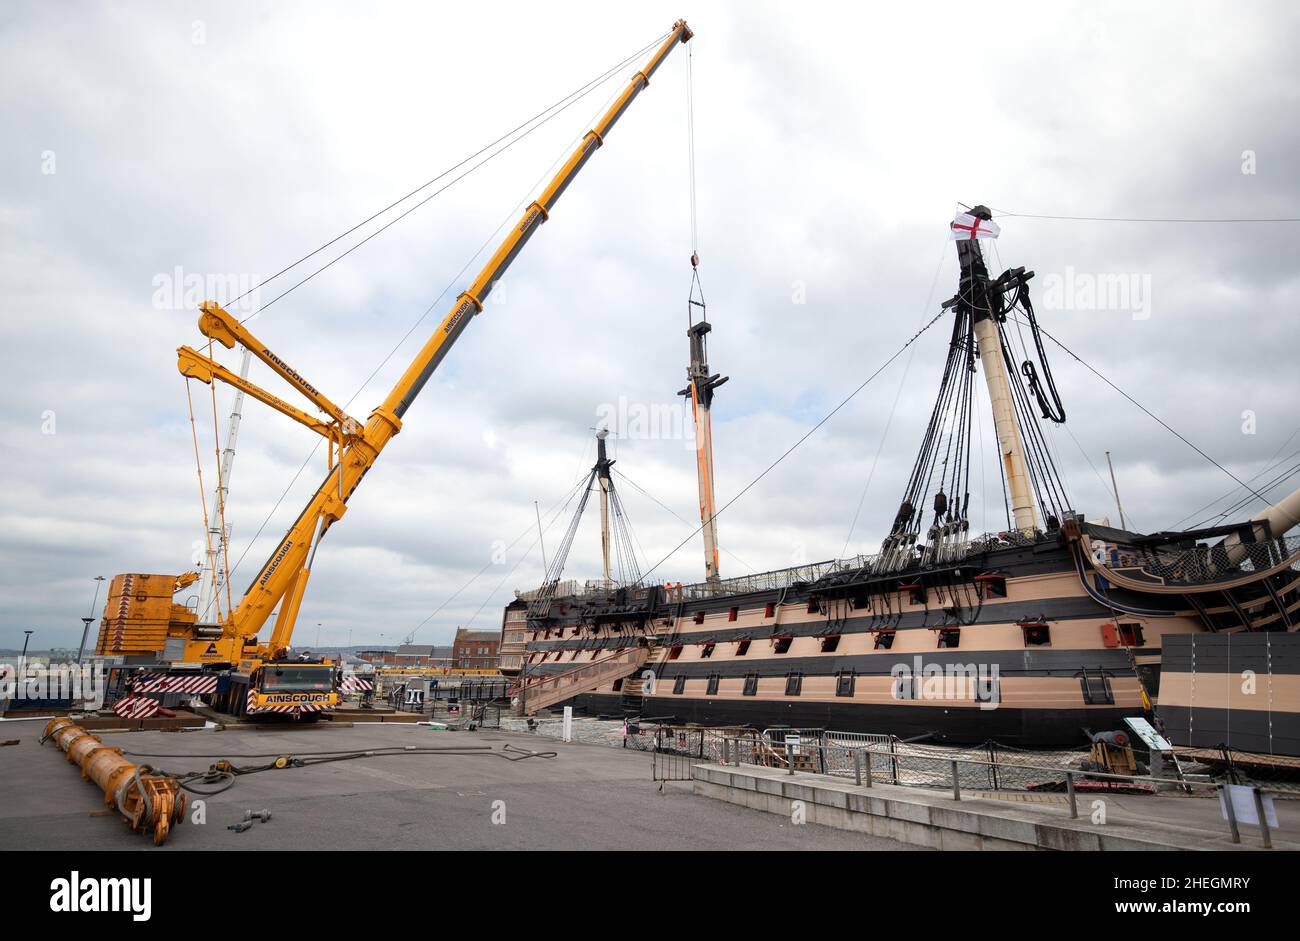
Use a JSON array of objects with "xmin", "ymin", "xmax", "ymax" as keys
[
  {"xmin": 151, "ymin": 744, "xmax": 558, "ymax": 796},
  {"xmin": 174, "ymin": 769, "xmax": 237, "ymax": 796}
]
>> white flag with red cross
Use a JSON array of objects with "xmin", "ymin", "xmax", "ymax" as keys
[{"xmin": 949, "ymin": 212, "xmax": 1001, "ymax": 240}]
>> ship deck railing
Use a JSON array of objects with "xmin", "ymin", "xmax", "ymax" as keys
[
  {"xmin": 512, "ymin": 532, "xmax": 1299, "ymax": 610},
  {"xmin": 1107, "ymin": 534, "xmax": 1300, "ymax": 587},
  {"xmin": 515, "ymin": 579, "xmax": 657, "ymax": 604},
  {"xmin": 670, "ymin": 530, "xmax": 1058, "ymax": 600},
  {"xmin": 513, "ymin": 530, "xmax": 1062, "ymax": 608}
]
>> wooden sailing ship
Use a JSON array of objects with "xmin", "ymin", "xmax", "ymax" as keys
[{"xmin": 501, "ymin": 206, "xmax": 1300, "ymax": 751}]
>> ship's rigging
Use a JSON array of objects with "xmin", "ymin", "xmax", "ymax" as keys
[
  {"xmin": 526, "ymin": 431, "xmax": 646, "ymax": 618},
  {"xmin": 884, "ymin": 205, "xmax": 1074, "ymax": 570}
]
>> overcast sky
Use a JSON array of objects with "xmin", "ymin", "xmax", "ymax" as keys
[{"xmin": 3, "ymin": 1, "xmax": 1298, "ymax": 651}]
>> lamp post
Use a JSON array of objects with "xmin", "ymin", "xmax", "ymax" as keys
[
  {"xmin": 77, "ymin": 575, "xmax": 106, "ymax": 666},
  {"xmin": 19, "ymin": 630, "xmax": 34, "ymax": 687}
]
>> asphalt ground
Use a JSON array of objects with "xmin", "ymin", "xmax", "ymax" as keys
[{"xmin": 0, "ymin": 720, "xmax": 921, "ymax": 851}]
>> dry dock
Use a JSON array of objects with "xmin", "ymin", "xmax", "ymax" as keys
[{"xmin": 0, "ymin": 722, "xmax": 918, "ymax": 851}]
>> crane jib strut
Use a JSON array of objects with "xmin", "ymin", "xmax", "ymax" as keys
[{"xmin": 176, "ymin": 21, "xmax": 694, "ymax": 659}]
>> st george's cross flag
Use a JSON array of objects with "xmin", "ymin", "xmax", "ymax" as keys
[{"xmin": 949, "ymin": 212, "xmax": 1001, "ymax": 240}]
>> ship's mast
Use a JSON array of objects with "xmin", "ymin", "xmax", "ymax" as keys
[
  {"xmin": 957, "ymin": 207, "xmax": 1039, "ymax": 533},
  {"xmin": 595, "ymin": 429, "xmax": 614, "ymax": 585},
  {"xmin": 679, "ymin": 259, "xmax": 728, "ymax": 583}
]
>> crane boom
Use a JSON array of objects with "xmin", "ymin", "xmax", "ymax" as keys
[{"xmin": 186, "ymin": 21, "xmax": 693, "ymax": 660}]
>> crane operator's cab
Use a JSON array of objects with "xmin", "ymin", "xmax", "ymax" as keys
[{"xmin": 223, "ymin": 657, "xmax": 341, "ymax": 719}]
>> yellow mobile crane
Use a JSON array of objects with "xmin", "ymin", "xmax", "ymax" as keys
[{"xmin": 97, "ymin": 21, "xmax": 695, "ymax": 718}]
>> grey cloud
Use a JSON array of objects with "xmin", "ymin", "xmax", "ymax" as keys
[{"xmin": 3, "ymin": 1, "xmax": 1299, "ymax": 648}]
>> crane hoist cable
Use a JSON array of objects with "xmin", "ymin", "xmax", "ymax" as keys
[
  {"xmin": 686, "ymin": 40, "xmax": 699, "ymax": 261},
  {"xmin": 216, "ymin": 33, "xmax": 676, "ymax": 591},
  {"xmin": 228, "ymin": 31, "xmax": 671, "ymax": 323}
]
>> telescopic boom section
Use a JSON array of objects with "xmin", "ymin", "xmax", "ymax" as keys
[{"xmin": 220, "ymin": 21, "xmax": 694, "ymax": 652}]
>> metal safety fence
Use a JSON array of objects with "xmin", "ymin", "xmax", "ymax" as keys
[
  {"xmin": 703, "ymin": 728, "xmax": 1300, "ymax": 797},
  {"xmin": 708, "ymin": 733, "xmax": 1295, "ymax": 847},
  {"xmin": 497, "ymin": 713, "xmax": 1300, "ymax": 800},
  {"xmin": 651, "ymin": 725, "xmax": 751, "ymax": 782}
]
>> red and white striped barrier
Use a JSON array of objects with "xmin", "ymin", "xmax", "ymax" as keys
[
  {"xmin": 132, "ymin": 673, "xmax": 220, "ymax": 695},
  {"xmin": 340, "ymin": 675, "xmax": 373, "ymax": 692},
  {"xmin": 112, "ymin": 695, "xmax": 161, "ymax": 719}
]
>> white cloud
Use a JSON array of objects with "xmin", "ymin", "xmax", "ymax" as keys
[{"xmin": 3, "ymin": 0, "xmax": 1298, "ymax": 649}]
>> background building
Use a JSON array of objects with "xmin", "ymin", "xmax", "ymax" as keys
[
  {"xmin": 453, "ymin": 628, "xmax": 499, "ymax": 671},
  {"xmin": 357, "ymin": 645, "xmax": 453, "ymax": 669}
]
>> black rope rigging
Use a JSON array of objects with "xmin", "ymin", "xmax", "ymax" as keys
[
  {"xmin": 533, "ymin": 439, "xmax": 645, "ymax": 598},
  {"xmin": 992, "ymin": 290, "xmax": 1072, "ymax": 523},
  {"xmin": 614, "ymin": 467, "xmax": 756, "ymax": 574},
  {"xmin": 538, "ymin": 473, "xmax": 596, "ymax": 590},
  {"xmin": 1016, "ymin": 314, "xmax": 1275, "ymax": 510},
  {"xmin": 1007, "ymin": 276, "xmax": 1066, "ymax": 424},
  {"xmin": 635, "ymin": 307, "xmax": 949, "ymax": 588},
  {"xmin": 890, "ymin": 296, "xmax": 978, "ymax": 542},
  {"xmin": 890, "ymin": 206, "xmax": 1073, "ymax": 553},
  {"xmin": 606, "ymin": 478, "xmax": 644, "ymax": 585},
  {"xmin": 984, "ymin": 206, "xmax": 1300, "ymax": 224}
]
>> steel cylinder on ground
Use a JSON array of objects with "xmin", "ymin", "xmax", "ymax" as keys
[{"xmin": 43, "ymin": 717, "xmax": 186, "ymax": 845}]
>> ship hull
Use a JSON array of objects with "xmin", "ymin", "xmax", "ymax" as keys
[
  {"xmin": 505, "ymin": 526, "xmax": 1300, "ymax": 751},
  {"xmin": 567, "ymin": 692, "xmax": 1130, "ymax": 746}
]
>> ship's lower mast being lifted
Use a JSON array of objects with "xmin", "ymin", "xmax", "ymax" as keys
[{"xmin": 679, "ymin": 254, "xmax": 727, "ymax": 583}]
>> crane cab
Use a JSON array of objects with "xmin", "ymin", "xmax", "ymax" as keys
[{"xmin": 223, "ymin": 657, "xmax": 341, "ymax": 719}]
